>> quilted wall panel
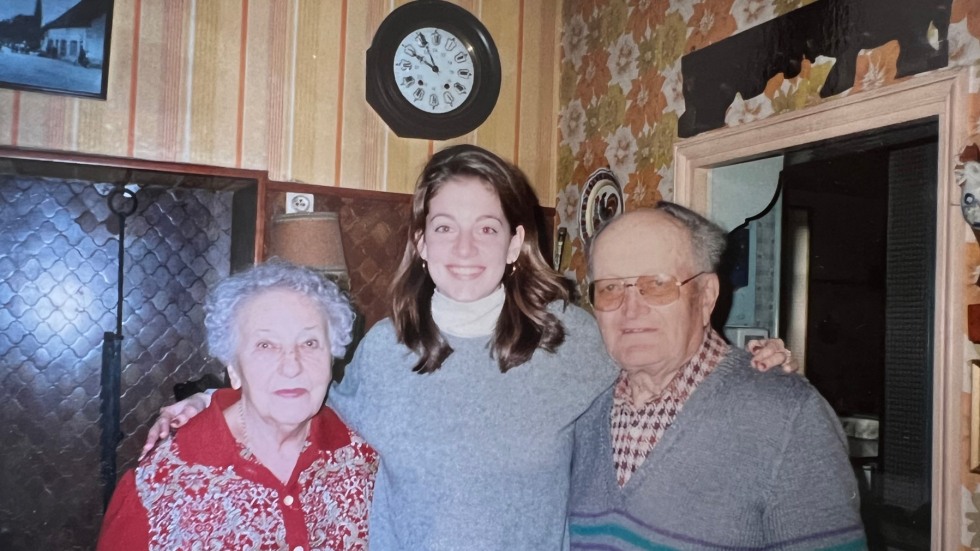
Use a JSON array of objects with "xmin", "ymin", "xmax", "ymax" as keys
[{"xmin": 0, "ymin": 176, "xmax": 231, "ymax": 550}]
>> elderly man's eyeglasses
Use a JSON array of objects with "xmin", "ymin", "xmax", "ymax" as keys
[{"xmin": 588, "ymin": 272, "xmax": 706, "ymax": 312}]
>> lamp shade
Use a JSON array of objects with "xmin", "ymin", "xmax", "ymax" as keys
[{"xmin": 268, "ymin": 212, "xmax": 348, "ymax": 275}]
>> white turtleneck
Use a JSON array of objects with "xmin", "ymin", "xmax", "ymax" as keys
[{"xmin": 430, "ymin": 285, "xmax": 505, "ymax": 338}]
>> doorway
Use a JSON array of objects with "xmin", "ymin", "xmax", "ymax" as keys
[
  {"xmin": 712, "ymin": 122, "xmax": 937, "ymax": 549},
  {"xmin": 674, "ymin": 68, "xmax": 968, "ymax": 548}
]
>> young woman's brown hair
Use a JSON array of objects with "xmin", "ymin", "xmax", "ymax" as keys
[{"xmin": 390, "ymin": 144, "xmax": 570, "ymax": 373}]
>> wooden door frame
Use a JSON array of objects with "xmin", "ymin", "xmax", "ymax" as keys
[{"xmin": 674, "ymin": 67, "xmax": 970, "ymax": 548}]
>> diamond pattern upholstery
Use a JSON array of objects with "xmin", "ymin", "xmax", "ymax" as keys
[{"xmin": 0, "ymin": 176, "xmax": 230, "ymax": 550}]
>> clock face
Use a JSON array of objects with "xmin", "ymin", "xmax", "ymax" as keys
[{"xmin": 392, "ymin": 27, "xmax": 475, "ymax": 114}]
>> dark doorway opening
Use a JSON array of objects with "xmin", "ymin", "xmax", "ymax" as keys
[{"xmin": 715, "ymin": 120, "xmax": 938, "ymax": 550}]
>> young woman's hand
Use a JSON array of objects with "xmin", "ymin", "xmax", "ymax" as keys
[
  {"xmin": 140, "ymin": 392, "xmax": 212, "ymax": 459},
  {"xmin": 746, "ymin": 338, "xmax": 797, "ymax": 373}
]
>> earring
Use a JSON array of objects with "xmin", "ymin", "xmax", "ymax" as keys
[
  {"xmin": 509, "ymin": 263, "xmax": 517, "ymax": 276},
  {"xmin": 421, "ymin": 260, "xmax": 428, "ymax": 272}
]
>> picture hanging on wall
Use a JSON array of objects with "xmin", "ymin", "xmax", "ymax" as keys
[{"xmin": 0, "ymin": 0, "xmax": 113, "ymax": 99}]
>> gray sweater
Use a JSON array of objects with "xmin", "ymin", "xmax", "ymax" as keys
[
  {"xmin": 568, "ymin": 348, "xmax": 866, "ymax": 550},
  {"xmin": 329, "ymin": 303, "xmax": 618, "ymax": 550}
]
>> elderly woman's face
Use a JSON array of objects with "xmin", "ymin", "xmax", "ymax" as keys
[{"xmin": 228, "ymin": 288, "xmax": 332, "ymax": 426}]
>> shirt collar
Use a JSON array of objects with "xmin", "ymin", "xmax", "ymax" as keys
[
  {"xmin": 178, "ymin": 387, "xmax": 351, "ymax": 467},
  {"xmin": 614, "ymin": 327, "xmax": 729, "ymax": 408}
]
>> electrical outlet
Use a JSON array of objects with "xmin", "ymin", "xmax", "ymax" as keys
[{"xmin": 286, "ymin": 192, "xmax": 314, "ymax": 214}]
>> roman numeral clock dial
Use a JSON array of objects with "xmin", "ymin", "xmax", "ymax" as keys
[{"xmin": 366, "ymin": 0, "xmax": 501, "ymax": 140}]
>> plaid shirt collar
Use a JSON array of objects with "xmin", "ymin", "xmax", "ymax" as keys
[
  {"xmin": 611, "ymin": 328, "xmax": 730, "ymax": 486},
  {"xmin": 613, "ymin": 327, "xmax": 728, "ymax": 409}
]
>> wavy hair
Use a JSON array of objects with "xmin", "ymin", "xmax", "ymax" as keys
[
  {"xmin": 205, "ymin": 258, "xmax": 355, "ymax": 364},
  {"xmin": 390, "ymin": 145, "xmax": 570, "ymax": 373}
]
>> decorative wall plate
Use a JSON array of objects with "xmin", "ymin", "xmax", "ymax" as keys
[{"xmin": 578, "ymin": 168, "xmax": 624, "ymax": 243}]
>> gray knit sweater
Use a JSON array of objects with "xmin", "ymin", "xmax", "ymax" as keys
[
  {"xmin": 568, "ymin": 348, "xmax": 866, "ymax": 550},
  {"xmin": 328, "ymin": 302, "xmax": 618, "ymax": 551}
]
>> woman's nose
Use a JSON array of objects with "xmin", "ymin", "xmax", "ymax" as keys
[
  {"xmin": 453, "ymin": 232, "xmax": 476, "ymax": 256},
  {"xmin": 278, "ymin": 347, "xmax": 303, "ymax": 376}
]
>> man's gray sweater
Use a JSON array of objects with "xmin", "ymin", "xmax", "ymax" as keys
[{"xmin": 568, "ymin": 348, "xmax": 866, "ymax": 550}]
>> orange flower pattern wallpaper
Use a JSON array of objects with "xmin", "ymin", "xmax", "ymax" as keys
[{"xmin": 554, "ymin": 0, "xmax": 980, "ymax": 547}]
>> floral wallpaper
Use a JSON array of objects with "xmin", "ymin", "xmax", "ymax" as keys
[{"xmin": 555, "ymin": 0, "xmax": 980, "ymax": 547}]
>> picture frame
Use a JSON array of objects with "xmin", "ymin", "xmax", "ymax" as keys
[{"xmin": 0, "ymin": 0, "xmax": 113, "ymax": 99}]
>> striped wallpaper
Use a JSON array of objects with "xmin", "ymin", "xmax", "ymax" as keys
[{"xmin": 0, "ymin": 0, "xmax": 563, "ymax": 206}]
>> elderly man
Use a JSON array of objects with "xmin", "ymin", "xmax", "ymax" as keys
[{"xmin": 568, "ymin": 202, "xmax": 865, "ymax": 550}]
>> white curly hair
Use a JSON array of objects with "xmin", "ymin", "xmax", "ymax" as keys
[{"xmin": 204, "ymin": 258, "xmax": 355, "ymax": 364}]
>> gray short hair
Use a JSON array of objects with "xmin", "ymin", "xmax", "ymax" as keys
[
  {"xmin": 587, "ymin": 201, "xmax": 727, "ymax": 276},
  {"xmin": 204, "ymin": 259, "xmax": 355, "ymax": 364},
  {"xmin": 653, "ymin": 201, "xmax": 727, "ymax": 273}
]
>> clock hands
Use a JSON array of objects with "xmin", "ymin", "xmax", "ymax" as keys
[
  {"xmin": 415, "ymin": 32, "xmax": 440, "ymax": 73},
  {"xmin": 403, "ymin": 44, "xmax": 439, "ymax": 73},
  {"xmin": 417, "ymin": 54, "xmax": 439, "ymax": 73}
]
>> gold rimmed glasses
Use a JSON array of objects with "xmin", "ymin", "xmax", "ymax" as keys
[{"xmin": 588, "ymin": 272, "xmax": 706, "ymax": 312}]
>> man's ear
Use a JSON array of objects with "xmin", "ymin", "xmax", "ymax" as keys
[
  {"xmin": 227, "ymin": 366, "xmax": 242, "ymax": 390},
  {"xmin": 699, "ymin": 273, "xmax": 720, "ymax": 327}
]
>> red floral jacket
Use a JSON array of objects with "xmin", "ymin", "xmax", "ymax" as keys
[{"xmin": 98, "ymin": 389, "xmax": 377, "ymax": 551}]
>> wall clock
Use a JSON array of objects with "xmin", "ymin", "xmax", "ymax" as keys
[
  {"xmin": 579, "ymin": 168, "xmax": 624, "ymax": 243},
  {"xmin": 366, "ymin": 0, "xmax": 501, "ymax": 140}
]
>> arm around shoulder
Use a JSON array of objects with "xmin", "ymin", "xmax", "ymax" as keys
[
  {"xmin": 553, "ymin": 303, "xmax": 618, "ymax": 382},
  {"xmin": 327, "ymin": 319, "xmax": 396, "ymax": 429}
]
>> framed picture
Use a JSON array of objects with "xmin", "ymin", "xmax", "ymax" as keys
[{"xmin": 0, "ymin": 0, "xmax": 113, "ymax": 99}]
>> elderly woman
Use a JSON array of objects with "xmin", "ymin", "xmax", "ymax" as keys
[{"xmin": 98, "ymin": 260, "xmax": 376, "ymax": 550}]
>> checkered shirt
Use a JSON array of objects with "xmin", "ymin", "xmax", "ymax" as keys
[{"xmin": 611, "ymin": 328, "xmax": 730, "ymax": 486}]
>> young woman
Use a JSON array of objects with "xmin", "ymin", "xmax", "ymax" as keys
[
  {"xmin": 327, "ymin": 145, "xmax": 619, "ymax": 549},
  {"xmin": 144, "ymin": 145, "xmax": 792, "ymax": 550}
]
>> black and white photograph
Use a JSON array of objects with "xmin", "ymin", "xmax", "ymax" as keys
[{"xmin": 0, "ymin": 0, "xmax": 113, "ymax": 99}]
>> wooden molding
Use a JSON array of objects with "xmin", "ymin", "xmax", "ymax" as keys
[
  {"xmin": 0, "ymin": 146, "xmax": 268, "ymax": 179},
  {"xmin": 267, "ymin": 179, "xmax": 412, "ymax": 203}
]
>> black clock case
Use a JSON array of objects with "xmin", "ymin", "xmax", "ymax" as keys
[{"xmin": 366, "ymin": 0, "xmax": 502, "ymax": 140}]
